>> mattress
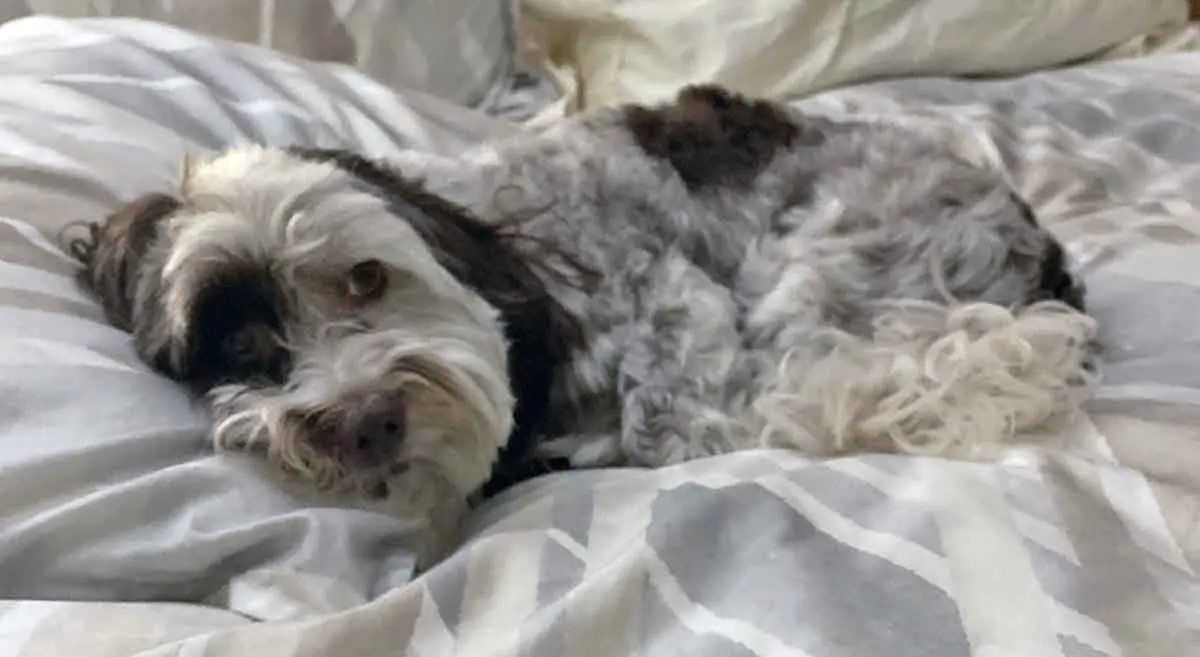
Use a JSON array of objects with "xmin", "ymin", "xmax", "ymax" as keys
[{"xmin": 0, "ymin": 16, "xmax": 1196, "ymax": 657}]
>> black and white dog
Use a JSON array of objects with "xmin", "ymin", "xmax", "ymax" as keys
[{"xmin": 74, "ymin": 86, "xmax": 1096, "ymax": 561}]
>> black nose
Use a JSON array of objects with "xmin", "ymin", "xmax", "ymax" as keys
[{"xmin": 335, "ymin": 392, "xmax": 406, "ymax": 461}]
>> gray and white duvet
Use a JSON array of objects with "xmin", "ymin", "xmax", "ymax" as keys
[{"xmin": 0, "ymin": 16, "xmax": 1196, "ymax": 657}]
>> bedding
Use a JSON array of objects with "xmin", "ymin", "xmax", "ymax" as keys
[
  {"xmin": 0, "ymin": 10, "xmax": 513, "ymax": 615},
  {"xmin": 520, "ymin": 0, "xmax": 1193, "ymax": 123},
  {"xmin": 0, "ymin": 15, "xmax": 1197, "ymax": 657},
  {"xmin": 0, "ymin": 0, "xmax": 525, "ymax": 112}
]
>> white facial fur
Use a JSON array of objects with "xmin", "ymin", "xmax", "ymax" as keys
[{"xmin": 164, "ymin": 146, "xmax": 514, "ymax": 520}]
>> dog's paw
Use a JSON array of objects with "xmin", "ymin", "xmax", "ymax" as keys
[{"xmin": 620, "ymin": 385, "xmax": 737, "ymax": 466}]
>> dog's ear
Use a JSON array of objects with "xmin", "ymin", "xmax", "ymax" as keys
[
  {"xmin": 74, "ymin": 193, "xmax": 182, "ymax": 331},
  {"xmin": 286, "ymin": 146, "xmax": 592, "ymax": 348}
]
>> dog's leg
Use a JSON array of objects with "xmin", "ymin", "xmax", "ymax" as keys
[
  {"xmin": 738, "ymin": 200, "xmax": 1098, "ymax": 459},
  {"xmin": 615, "ymin": 253, "xmax": 752, "ymax": 466}
]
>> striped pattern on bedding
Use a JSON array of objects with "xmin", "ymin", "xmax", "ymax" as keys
[{"xmin": 0, "ymin": 17, "xmax": 1196, "ymax": 657}]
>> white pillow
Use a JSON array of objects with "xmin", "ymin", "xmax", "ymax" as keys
[{"xmin": 522, "ymin": 0, "xmax": 1189, "ymax": 121}]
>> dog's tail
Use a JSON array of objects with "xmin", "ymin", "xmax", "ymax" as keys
[{"xmin": 748, "ymin": 299, "xmax": 1098, "ymax": 460}]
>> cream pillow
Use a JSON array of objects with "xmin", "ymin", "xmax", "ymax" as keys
[{"xmin": 522, "ymin": 0, "xmax": 1190, "ymax": 122}]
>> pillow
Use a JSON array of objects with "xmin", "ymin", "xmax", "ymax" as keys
[
  {"xmin": 520, "ymin": 0, "xmax": 1190, "ymax": 121},
  {"xmin": 4, "ymin": 0, "xmax": 519, "ymax": 107},
  {"xmin": 0, "ymin": 14, "xmax": 512, "ymax": 614}
]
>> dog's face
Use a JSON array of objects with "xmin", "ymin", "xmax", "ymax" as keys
[{"xmin": 81, "ymin": 146, "xmax": 516, "ymax": 512}]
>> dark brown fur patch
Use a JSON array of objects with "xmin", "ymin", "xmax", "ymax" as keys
[
  {"xmin": 1037, "ymin": 238, "xmax": 1086, "ymax": 312},
  {"xmin": 174, "ymin": 264, "xmax": 292, "ymax": 390},
  {"xmin": 1009, "ymin": 193, "xmax": 1086, "ymax": 311},
  {"xmin": 623, "ymin": 84, "xmax": 810, "ymax": 190},
  {"xmin": 72, "ymin": 193, "xmax": 181, "ymax": 332}
]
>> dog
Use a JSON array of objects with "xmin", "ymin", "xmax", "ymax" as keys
[{"xmin": 70, "ymin": 85, "xmax": 1097, "ymax": 563}]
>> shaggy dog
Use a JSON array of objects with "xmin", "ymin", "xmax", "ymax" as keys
[{"xmin": 71, "ymin": 85, "xmax": 1097, "ymax": 562}]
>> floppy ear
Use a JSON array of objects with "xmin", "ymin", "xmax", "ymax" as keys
[
  {"xmin": 74, "ymin": 193, "xmax": 182, "ymax": 331},
  {"xmin": 285, "ymin": 146, "xmax": 592, "ymax": 350}
]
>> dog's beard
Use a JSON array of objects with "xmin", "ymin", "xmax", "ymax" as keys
[{"xmin": 209, "ymin": 326, "xmax": 514, "ymax": 516}]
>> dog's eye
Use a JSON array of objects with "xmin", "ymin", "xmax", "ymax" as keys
[{"xmin": 347, "ymin": 259, "xmax": 388, "ymax": 301}]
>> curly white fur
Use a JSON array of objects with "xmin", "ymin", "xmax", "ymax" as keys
[{"xmin": 751, "ymin": 300, "xmax": 1097, "ymax": 459}]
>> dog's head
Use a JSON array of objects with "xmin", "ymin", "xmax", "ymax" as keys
[{"xmin": 74, "ymin": 145, "xmax": 567, "ymax": 514}]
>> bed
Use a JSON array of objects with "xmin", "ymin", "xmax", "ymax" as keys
[{"xmin": 0, "ymin": 6, "xmax": 1197, "ymax": 657}]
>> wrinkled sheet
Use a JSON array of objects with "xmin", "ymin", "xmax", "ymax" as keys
[{"xmin": 0, "ymin": 16, "xmax": 1197, "ymax": 657}]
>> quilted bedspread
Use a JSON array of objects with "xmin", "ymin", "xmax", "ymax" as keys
[{"xmin": 0, "ymin": 17, "xmax": 1197, "ymax": 657}]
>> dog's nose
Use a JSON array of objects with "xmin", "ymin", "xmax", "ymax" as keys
[{"xmin": 336, "ymin": 392, "xmax": 406, "ymax": 460}]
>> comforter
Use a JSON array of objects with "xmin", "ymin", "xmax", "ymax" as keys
[{"xmin": 0, "ymin": 16, "xmax": 1196, "ymax": 657}]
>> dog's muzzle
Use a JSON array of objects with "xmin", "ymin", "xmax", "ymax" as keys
[{"xmin": 312, "ymin": 390, "xmax": 408, "ymax": 466}]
